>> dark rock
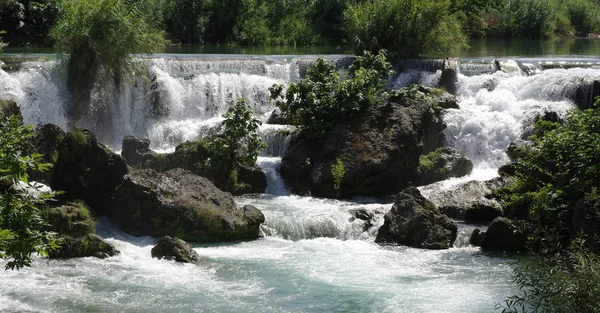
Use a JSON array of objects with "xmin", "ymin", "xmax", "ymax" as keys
[
  {"xmin": 376, "ymin": 187, "xmax": 457, "ymax": 249},
  {"xmin": 521, "ymin": 110, "xmax": 564, "ymax": 140},
  {"xmin": 469, "ymin": 217, "xmax": 526, "ymax": 252},
  {"xmin": 352, "ymin": 209, "xmax": 374, "ymax": 231},
  {"xmin": 438, "ymin": 58, "xmax": 459, "ymax": 95},
  {"xmin": 49, "ymin": 234, "xmax": 119, "ymax": 259},
  {"xmin": 112, "ymin": 168, "xmax": 265, "ymax": 242},
  {"xmin": 572, "ymin": 80, "xmax": 600, "ymax": 110},
  {"xmin": 266, "ymin": 108, "xmax": 288, "ymax": 125},
  {"xmin": 416, "ymin": 147, "xmax": 473, "ymax": 186},
  {"xmin": 29, "ymin": 124, "xmax": 66, "ymax": 184},
  {"xmin": 498, "ymin": 163, "xmax": 517, "ymax": 176},
  {"xmin": 121, "ymin": 136, "xmax": 154, "ymax": 168},
  {"xmin": 43, "ymin": 202, "xmax": 95, "ymax": 238},
  {"xmin": 0, "ymin": 99, "xmax": 22, "ymax": 122},
  {"xmin": 121, "ymin": 138, "xmax": 267, "ymax": 195},
  {"xmin": 427, "ymin": 177, "xmax": 511, "ymax": 224},
  {"xmin": 281, "ymin": 95, "xmax": 447, "ymax": 198},
  {"xmin": 151, "ymin": 236, "xmax": 200, "ymax": 263},
  {"xmin": 51, "ymin": 128, "xmax": 128, "ymax": 216}
]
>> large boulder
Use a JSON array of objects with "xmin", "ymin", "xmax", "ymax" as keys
[
  {"xmin": 469, "ymin": 217, "xmax": 527, "ymax": 252},
  {"xmin": 281, "ymin": 93, "xmax": 447, "ymax": 198},
  {"xmin": 151, "ymin": 236, "xmax": 200, "ymax": 263},
  {"xmin": 28, "ymin": 123, "xmax": 66, "ymax": 184},
  {"xmin": 376, "ymin": 187, "xmax": 457, "ymax": 249},
  {"xmin": 51, "ymin": 128, "xmax": 128, "ymax": 216},
  {"xmin": 416, "ymin": 147, "xmax": 473, "ymax": 186},
  {"xmin": 427, "ymin": 177, "xmax": 510, "ymax": 224},
  {"xmin": 112, "ymin": 168, "xmax": 265, "ymax": 242},
  {"xmin": 121, "ymin": 138, "xmax": 267, "ymax": 195},
  {"xmin": 44, "ymin": 202, "xmax": 119, "ymax": 259}
]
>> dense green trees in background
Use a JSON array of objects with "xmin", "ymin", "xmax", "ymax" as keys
[{"xmin": 2, "ymin": 0, "xmax": 600, "ymax": 58}]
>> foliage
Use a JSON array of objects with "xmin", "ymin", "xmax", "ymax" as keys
[
  {"xmin": 562, "ymin": 0, "xmax": 600, "ymax": 36},
  {"xmin": 331, "ymin": 158, "xmax": 345, "ymax": 192},
  {"xmin": 343, "ymin": 0, "xmax": 467, "ymax": 58},
  {"xmin": 0, "ymin": 0, "xmax": 59, "ymax": 46},
  {"xmin": 502, "ymin": 0, "xmax": 556, "ymax": 38},
  {"xmin": 499, "ymin": 241, "xmax": 600, "ymax": 313},
  {"xmin": 269, "ymin": 50, "xmax": 392, "ymax": 136},
  {"xmin": 0, "ymin": 116, "xmax": 60, "ymax": 270},
  {"xmin": 51, "ymin": 0, "xmax": 168, "ymax": 90},
  {"xmin": 164, "ymin": 0, "xmax": 209, "ymax": 44}
]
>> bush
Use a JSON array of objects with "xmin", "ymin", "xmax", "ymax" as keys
[
  {"xmin": 51, "ymin": 0, "xmax": 168, "ymax": 91},
  {"xmin": 563, "ymin": 0, "xmax": 600, "ymax": 36},
  {"xmin": 331, "ymin": 158, "xmax": 345, "ymax": 192},
  {"xmin": 343, "ymin": 0, "xmax": 466, "ymax": 58},
  {"xmin": 502, "ymin": 0, "xmax": 557, "ymax": 37},
  {"xmin": 269, "ymin": 50, "xmax": 392, "ymax": 136},
  {"xmin": 0, "ymin": 116, "xmax": 60, "ymax": 270}
]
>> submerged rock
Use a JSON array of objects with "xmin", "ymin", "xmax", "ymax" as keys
[
  {"xmin": 112, "ymin": 168, "xmax": 265, "ymax": 242},
  {"xmin": 427, "ymin": 177, "xmax": 510, "ymax": 224},
  {"xmin": 469, "ymin": 217, "xmax": 526, "ymax": 252},
  {"xmin": 49, "ymin": 234, "xmax": 119, "ymax": 259},
  {"xmin": 376, "ymin": 187, "xmax": 457, "ymax": 249},
  {"xmin": 416, "ymin": 147, "xmax": 473, "ymax": 186},
  {"xmin": 51, "ymin": 128, "xmax": 128, "ymax": 216},
  {"xmin": 281, "ymin": 94, "xmax": 447, "ymax": 198},
  {"xmin": 151, "ymin": 236, "xmax": 200, "ymax": 263}
]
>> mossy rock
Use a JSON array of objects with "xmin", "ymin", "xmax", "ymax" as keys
[
  {"xmin": 416, "ymin": 147, "xmax": 473, "ymax": 186},
  {"xmin": 0, "ymin": 99, "xmax": 22, "ymax": 122},
  {"xmin": 151, "ymin": 236, "xmax": 200, "ymax": 263},
  {"xmin": 49, "ymin": 234, "xmax": 119, "ymax": 259},
  {"xmin": 43, "ymin": 202, "xmax": 95, "ymax": 238}
]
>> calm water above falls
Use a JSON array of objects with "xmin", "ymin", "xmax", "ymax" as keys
[{"xmin": 3, "ymin": 51, "xmax": 598, "ymax": 312}]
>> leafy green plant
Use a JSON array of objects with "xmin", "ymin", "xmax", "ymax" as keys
[
  {"xmin": 343, "ymin": 0, "xmax": 466, "ymax": 58},
  {"xmin": 269, "ymin": 50, "xmax": 392, "ymax": 137},
  {"xmin": 0, "ymin": 116, "xmax": 60, "ymax": 270},
  {"xmin": 51, "ymin": 0, "xmax": 168, "ymax": 91},
  {"xmin": 331, "ymin": 158, "xmax": 346, "ymax": 192}
]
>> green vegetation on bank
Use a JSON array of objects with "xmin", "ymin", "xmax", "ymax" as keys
[
  {"xmin": 0, "ymin": 116, "xmax": 60, "ymax": 270},
  {"xmin": 2, "ymin": 0, "xmax": 600, "ymax": 58},
  {"xmin": 497, "ymin": 104, "xmax": 600, "ymax": 311}
]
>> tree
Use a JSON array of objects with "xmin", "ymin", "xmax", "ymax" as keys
[{"xmin": 0, "ymin": 116, "xmax": 60, "ymax": 270}]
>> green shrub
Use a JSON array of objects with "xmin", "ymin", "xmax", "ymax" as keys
[
  {"xmin": 563, "ymin": 0, "xmax": 600, "ymax": 36},
  {"xmin": 343, "ymin": 0, "xmax": 466, "ymax": 58},
  {"xmin": 51, "ymin": 0, "xmax": 168, "ymax": 90},
  {"xmin": 269, "ymin": 50, "xmax": 392, "ymax": 136},
  {"xmin": 502, "ymin": 0, "xmax": 557, "ymax": 37},
  {"xmin": 331, "ymin": 158, "xmax": 346, "ymax": 192},
  {"xmin": 0, "ymin": 116, "xmax": 60, "ymax": 270}
]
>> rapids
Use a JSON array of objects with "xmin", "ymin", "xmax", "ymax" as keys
[{"xmin": 2, "ymin": 55, "xmax": 598, "ymax": 312}]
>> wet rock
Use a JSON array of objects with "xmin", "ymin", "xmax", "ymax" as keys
[
  {"xmin": 151, "ymin": 236, "xmax": 200, "ymax": 263},
  {"xmin": 112, "ymin": 168, "xmax": 265, "ymax": 242},
  {"xmin": 29, "ymin": 124, "xmax": 66, "ymax": 184},
  {"xmin": 427, "ymin": 177, "xmax": 510, "ymax": 224},
  {"xmin": 0, "ymin": 99, "xmax": 21, "ymax": 122},
  {"xmin": 281, "ymin": 94, "xmax": 447, "ymax": 198},
  {"xmin": 121, "ymin": 136, "xmax": 155, "ymax": 168},
  {"xmin": 416, "ymin": 147, "xmax": 473, "ymax": 186},
  {"xmin": 266, "ymin": 108, "xmax": 288, "ymax": 125},
  {"xmin": 376, "ymin": 187, "xmax": 457, "ymax": 249},
  {"xmin": 43, "ymin": 202, "xmax": 95, "ymax": 238},
  {"xmin": 469, "ymin": 217, "xmax": 526, "ymax": 252},
  {"xmin": 51, "ymin": 128, "xmax": 128, "ymax": 216},
  {"xmin": 438, "ymin": 58, "xmax": 459, "ymax": 94},
  {"xmin": 49, "ymin": 234, "xmax": 119, "ymax": 259}
]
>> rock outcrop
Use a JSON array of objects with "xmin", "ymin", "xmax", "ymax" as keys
[
  {"xmin": 416, "ymin": 147, "xmax": 473, "ymax": 186},
  {"xmin": 427, "ymin": 177, "xmax": 510, "ymax": 224},
  {"xmin": 0, "ymin": 99, "xmax": 21, "ymax": 122},
  {"xmin": 280, "ymin": 93, "xmax": 448, "ymax": 198},
  {"xmin": 49, "ymin": 234, "xmax": 119, "ymax": 259},
  {"xmin": 112, "ymin": 168, "xmax": 265, "ymax": 242},
  {"xmin": 469, "ymin": 217, "xmax": 527, "ymax": 252},
  {"xmin": 376, "ymin": 187, "xmax": 457, "ymax": 249},
  {"xmin": 51, "ymin": 128, "xmax": 128, "ymax": 216},
  {"xmin": 151, "ymin": 236, "xmax": 200, "ymax": 263},
  {"xmin": 29, "ymin": 124, "xmax": 66, "ymax": 184}
]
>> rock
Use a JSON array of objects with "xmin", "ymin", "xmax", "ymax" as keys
[
  {"xmin": 438, "ymin": 58, "xmax": 459, "ymax": 95},
  {"xmin": 121, "ymin": 138, "xmax": 267, "ymax": 195},
  {"xmin": 427, "ymin": 177, "xmax": 510, "ymax": 224},
  {"xmin": 281, "ymin": 95, "xmax": 447, "ymax": 198},
  {"xmin": 572, "ymin": 80, "xmax": 600, "ymax": 110},
  {"xmin": 121, "ymin": 136, "xmax": 154, "ymax": 168},
  {"xmin": 151, "ymin": 236, "xmax": 200, "ymax": 263},
  {"xmin": 49, "ymin": 234, "xmax": 119, "ymax": 259},
  {"xmin": 43, "ymin": 202, "xmax": 95, "ymax": 238},
  {"xmin": 469, "ymin": 217, "xmax": 526, "ymax": 252},
  {"xmin": 376, "ymin": 187, "xmax": 457, "ymax": 249},
  {"xmin": 51, "ymin": 128, "xmax": 128, "ymax": 216},
  {"xmin": 0, "ymin": 99, "xmax": 22, "ymax": 122},
  {"xmin": 416, "ymin": 147, "xmax": 473, "ymax": 186},
  {"xmin": 266, "ymin": 108, "xmax": 288, "ymax": 125},
  {"xmin": 29, "ymin": 124, "xmax": 66, "ymax": 184},
  {"xmin": 112, "ymin": 168, "xmax": 265, "ymax": 242}
]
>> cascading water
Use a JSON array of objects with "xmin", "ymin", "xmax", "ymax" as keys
[{"xmin": 6, "ymin": 54, "xmax": 599, "ymax": 312}]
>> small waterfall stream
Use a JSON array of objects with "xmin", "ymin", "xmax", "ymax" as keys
[{"xmin": 3, "ymin": 54, "xmax": 599, "ymax": 312}]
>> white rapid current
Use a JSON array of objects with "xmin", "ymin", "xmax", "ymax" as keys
[{"xmin": 2, "ymin": 55, "xmax": 598, "ymax": 312}]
